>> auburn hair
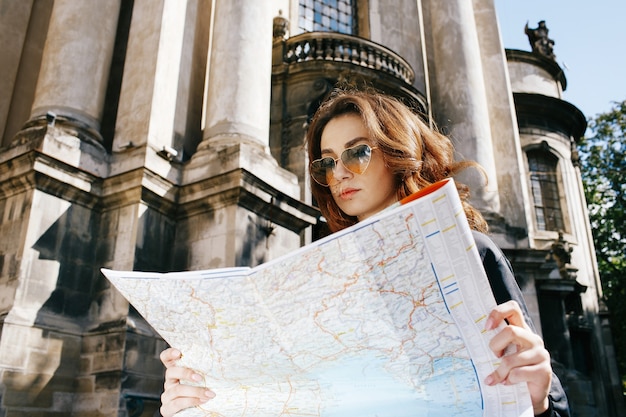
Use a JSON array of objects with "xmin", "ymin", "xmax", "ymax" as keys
[{"xmin": 306, "ymin": 90, "xmax": 488, "ymax": 233}]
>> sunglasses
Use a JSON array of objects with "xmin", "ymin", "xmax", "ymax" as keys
[{"xmin": 310, "ymin": 143, "xmax": 377, "ymax": 186}]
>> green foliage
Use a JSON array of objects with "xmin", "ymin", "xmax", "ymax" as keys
[{"xmin": 578, "ymin": 100, "xmax": 626, "ymax": 388}]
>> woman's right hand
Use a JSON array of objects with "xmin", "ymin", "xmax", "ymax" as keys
[{"xmin": 159, "ymin": 348, "xmax": 216, "ymax": 417}]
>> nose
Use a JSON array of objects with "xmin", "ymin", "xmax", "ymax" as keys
[{"xmin": 330, "ymin": 158, "xmax": 352, "ymax": 183}]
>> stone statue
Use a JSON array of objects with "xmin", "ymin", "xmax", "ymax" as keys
[
  {"xmin": 273, "ymin": 10, "xmax": 289, "ymax": 40},
  {"xmin": 524, "ymin": 20, "xmax": 556, "ymax": 60},
  {"xmin": 546, "ymin": 231, "xmax": 575, "ymax": 280}
]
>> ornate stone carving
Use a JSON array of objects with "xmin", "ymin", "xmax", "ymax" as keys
[
  {"xmin": 524, "ymin": 20, "xmax": 556, "ymax": 61},
  {"xmin": 273, "ymin": 10, "xmax": 289, "ymax": 40},
  {"xmin": 546, "ymin": 231, "xmax": 577, "ymax": 280}
]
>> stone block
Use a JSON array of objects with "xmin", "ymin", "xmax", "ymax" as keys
[
  {"xmin": 105, "ymin": 331, "xmax": 125, "ymax": 352},
  {"xmin": 10, "ymin": 323, "xmax": 47, "ymax": 348},
  {"xmin": 79, "ymin": 355, "xmax": 93, "ymax": 374},
  {"xmin": 121, "ymin": 371, "xmax": 163, "ymax": 395},
  {"xmin": 1, "ymin": 386, "xmax": 32, "ymax": 407},
  {"xmin": 0, "ymin": 341, "xmax": 27, "ymax": 369},
  {"xmin": 1, "ymin": 370, "xmax": 54, "ymax": 407},
  {"xmin": 26, "ymin": 349, "xmax": 60, "ymax": 376},
  {"xmin": 81, "ymin": 332, "xmax": 125, "ymax": 362},
  {"xmin": 2, "ymin": 412, "xmax": 47, "ymax": 417},
  {"xmin": 51, "ymin": 392, "xmax": 74, "ymax": 412},
  {"xmin": 69, "ymin": 392, "xmax": 100, "ymax": 412},
  {"xmin": 59, "ymin": 261, "xmax": 96, "ymax": 296},
  {"xmin": 98, "ymin": 391, "xmax": 121, "ymax": 414},
  {"xmin": 72, "ymin": 391, "xmax": 120, "ymax": 415},
  {"xmin": 81, "ymin": 333, "xmax": 107, "ymax": 354},
  {"xmin": 94, "ymin": 371, "xmax": 122, "ymax": 391},
  {"xmin": 91, "ymin": 350, "xmax": 124, "ymax": 373},
  {"xmin": 75, "ymin": 375, "xmax": 95, "ymax": 393}
]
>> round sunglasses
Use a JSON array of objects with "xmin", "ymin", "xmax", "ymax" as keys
[{"xmin": 310, "ymin": 143, "xmax": 377, "ymax": 186}]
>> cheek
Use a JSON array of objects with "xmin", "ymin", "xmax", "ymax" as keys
[{"xmin": 371, "ymin": 161, "xmax": 396, "ymax": 186}]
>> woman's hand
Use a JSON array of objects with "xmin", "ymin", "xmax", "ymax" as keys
[
  {"xmin": 484, "ymin": 300, "xmax": 552, "ymax": 415},
  {"xmin": 159, "ymin": 348, "xmax": 216, "ymax": 417}
]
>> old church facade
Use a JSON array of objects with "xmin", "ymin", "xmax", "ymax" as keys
[{"xmin": 0, "ymin": 0, "xmax": 623, "ymax": 415}]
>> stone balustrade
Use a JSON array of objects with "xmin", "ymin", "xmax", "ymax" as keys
[{"xmin": 282, "ymin": 32, "xmax": 415, "ymax": 85}]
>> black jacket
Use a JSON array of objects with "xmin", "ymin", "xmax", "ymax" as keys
[{"xmin": 474, "ymin": 231, "xmax": 570, "ymax": 417}]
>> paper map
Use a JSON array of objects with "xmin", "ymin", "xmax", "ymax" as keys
[{"xmin": 102, "ymin": 179, "xmax": 532, "ymax": 416}]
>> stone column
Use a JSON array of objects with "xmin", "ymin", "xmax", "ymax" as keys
[
  {"xmin": 180, "ymin": 0, "xmax": 314, "ymax": 269},
  {"xmin": 472, "ymin": 0, "xmax": 529, "ymax": 230},
  {"xmin": 199, "ymin": 0, "xmax": 274, "ymax": 151},
  {"xmin": 29, "ymin": 0, "xmax": 121, "ymax": 145},
  {"xmin": 424, "ymin": 0, "xmax": 499, "ymax": 214},
  {"xmin": 0, "ymin": 0, "xmax": 34, "ymax": 145},
  {"xmin": 114, "ymin": 0, "xmax": 191, "ymax": 155}
]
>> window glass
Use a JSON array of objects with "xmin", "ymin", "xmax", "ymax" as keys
[
  {"xmin": 298, "ymin": 0, "xmax": 357, "ymax": 34},
  {"xmin": 527, "ymin": 149, "xmax": 565, "ymax": 232}
]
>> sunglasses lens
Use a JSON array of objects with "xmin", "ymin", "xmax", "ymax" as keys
[
  {"xmin": 342, "ymin": 144, "xmax": 372, "ymax": 174},
  {"xmin": 311, "ymin": 157, "xmax": 336, "ymax": 186},
  {"xmin": 310, "ymin": 144, "xmax": 373, "ymax": 186}
]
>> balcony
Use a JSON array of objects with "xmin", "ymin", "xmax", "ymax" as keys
[{"xmin": 277, "ymin": 32, "xmax": 415, "ymax": 86}]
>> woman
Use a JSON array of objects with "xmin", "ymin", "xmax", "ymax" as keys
[{"xmin": 160, "ymin": 90, "xmax": 569, "ymax": 416}]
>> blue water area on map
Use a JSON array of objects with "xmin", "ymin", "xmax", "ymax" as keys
[
  {"xmin": 424, "ymin": 356, "xmax": 483, "ymax": 416},
  {"xmin": 307, "ymin": 351, "xmax": 482, "ymax": 416}
]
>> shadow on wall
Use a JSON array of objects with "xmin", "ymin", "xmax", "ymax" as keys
[{"xmin": 26, "ymin": 202, "xmax": 164, "ymax": 416}]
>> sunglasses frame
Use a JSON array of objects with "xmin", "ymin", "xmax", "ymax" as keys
[{"xmin": 310, "ymin": 143, "xmax": 378, "ymax": 187}]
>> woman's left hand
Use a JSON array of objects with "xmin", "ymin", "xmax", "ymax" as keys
[{"xmin": 484, "ymin": 300, "xmax": 552, "ymax": 415}]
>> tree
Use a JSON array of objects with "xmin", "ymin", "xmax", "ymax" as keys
[{"xmin": 578, "ymin": 100, "xmax": 626, "ymax": 389}]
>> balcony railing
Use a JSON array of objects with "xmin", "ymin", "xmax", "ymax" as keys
[{"xmin": 282, "ymin": 32, "xmax": 415, "ymax": 85}]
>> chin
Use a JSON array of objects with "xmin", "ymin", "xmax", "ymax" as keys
[{"xmin": 337, "ymin": 206, "xmax": 358, "ymax": 218}]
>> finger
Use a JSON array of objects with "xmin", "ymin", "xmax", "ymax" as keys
[
  {"xmin": 486, "ymin": 357, "xmax": 552, "ymax": 414},
  {"xmin": 485, "ymin": 300, "xmax": 530, "ymax": 331},
  {"xmin": 160, "ymin": 348, "xmax": 182, "ymax": 367},
  {"xmin": 485, "ymin": 361, "xmax": 549, "ymax": 386},
  {"xmin": 488, "ymin": 325, "xmax": 543, "ymax": 357},
  {"xmin": 161, "ymin": 383, "xmax": 215, "ymax": 404},
  {"xmin": 505, "ymin": 361, "xmax": 552, "ymax": 386},
  {"xmin": 164, "ymin": 366, "xmax": 204, "ymax": 389},
  {"xmin": 486, "ymin": 344, "xmax": 550, "ymax": 385},
  {"xmin": 161, "ymin": 382, "xmax": 215, "ymax": 416},
  {"xmin": 160, "ymin": 388, "xmax": 215, "ymax": 417}
]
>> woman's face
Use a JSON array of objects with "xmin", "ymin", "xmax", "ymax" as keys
[{"xmin": 319, "ymin": 113, "xmax": 398, "ymax": 221}]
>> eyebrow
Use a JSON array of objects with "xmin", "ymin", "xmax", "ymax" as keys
[{"xmin": 320, "ymin": 136, "xmax": 370, "ymax": 155}]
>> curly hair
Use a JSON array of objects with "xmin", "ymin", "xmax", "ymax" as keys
[{"xmin": 306, "ymin": 90, "xmax": 488, "ymax": 233}]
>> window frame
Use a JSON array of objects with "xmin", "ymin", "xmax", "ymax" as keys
[{"xmin": 524, "ymin": 142, "xmax": 571, "ymax": 235}]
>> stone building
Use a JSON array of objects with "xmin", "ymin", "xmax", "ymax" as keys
[{"xmin": 0, "ymin": 0, "xmax": 622, "ymax": 416}]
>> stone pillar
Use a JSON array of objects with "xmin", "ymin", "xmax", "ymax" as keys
[
  {"xmin": 0, "ymin": 0, "xmax": 34, "ymax": 145},
  {"xmin": 424, "ymin": 0, "xmax": 499, "ymax": 214},
  {"xmin": 181, "ymin": 0, "xmax": 313, "ymax": 269},
  {"xmin": 29, "ymin": 0, "xmax": 121, "ymax": 145},
  {"xmin": 200, "ymin": 0, "xmax": 274, "ymax": 151},
  {"xmin": 472, "ymin": 0, "xmax": 530, "ymax": 231},
  {"xmin": 114, "ymin": 0, "xmax": 190, "ymax": 155}
]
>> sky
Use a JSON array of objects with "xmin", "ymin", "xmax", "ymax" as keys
[{"xmin": 494, "ymin": 0, "xmax": 626, "ymax": 120}]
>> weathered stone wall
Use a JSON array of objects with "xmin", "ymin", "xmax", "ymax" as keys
[{"xmin": 0, "ymin": 182, "xmax": 120, "ymax": 415}]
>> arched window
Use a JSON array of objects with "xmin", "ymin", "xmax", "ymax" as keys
[
  {"xmin": 298, "ymin": 0, "xmax": 357, "ymax": 34},
  {"xmin": 527, "ymin": 148, "xmax": 565, "ymax": 232}
]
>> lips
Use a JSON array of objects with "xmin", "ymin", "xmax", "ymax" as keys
[{"xmin": 339, "ymin": 188, "xmax": 359, "ymax": 199}]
